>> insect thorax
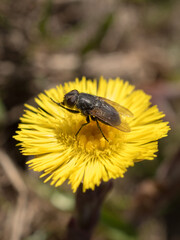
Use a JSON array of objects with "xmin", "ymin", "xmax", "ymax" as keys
[{"xmin": 77, "ymin": 94, "xmax": 97, "ymax": 111}]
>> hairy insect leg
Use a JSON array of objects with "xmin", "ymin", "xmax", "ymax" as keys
[
  {"xmin": 75, "ymin": 116, "xmax": 90, "ymax": 138},
  {"xmin": 95, "ymin": 118, "xmax": 109, "ymax": 142},
  {"xmin": 50, "ymin": 98, "xmax": 79, "ymax": 113}
]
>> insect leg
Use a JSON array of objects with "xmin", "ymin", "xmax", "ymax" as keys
[
  {"xmin": 75, "ymin": 116, "xmax": 90, "ymax": 137},
  {"xmin": 95, "ymin": 118, "xmax": 109, "ymax": 142},
  {"xmin": 50, "ymin": 98, "xmax": 79, "ymax": 113}
]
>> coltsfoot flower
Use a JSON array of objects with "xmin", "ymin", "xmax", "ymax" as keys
[{"xmin": 14, "ymin": 77, "xmax": 170, "ymax": 192}]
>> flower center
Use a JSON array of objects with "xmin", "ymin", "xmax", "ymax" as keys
[
  {"xmin": 56, "ymin": 115, "xmax": 125, "ymax": 154},
  {"xmin": 75, "ymin": 120, "xmax": 122, "ymax": 153}
]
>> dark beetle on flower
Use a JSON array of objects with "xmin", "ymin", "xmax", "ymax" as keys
[{"xmin": 51, "ymin": 90, "xmax": 133, "ymax": 141}]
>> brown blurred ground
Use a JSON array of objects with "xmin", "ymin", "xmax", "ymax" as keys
[{"xmin": 0, "ymin": 0, "xmax": 180, "ymax": 240}]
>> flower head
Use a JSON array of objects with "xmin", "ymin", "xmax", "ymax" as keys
[{"xmin": 14, "ymin": 77, "xmax": 170, "ymax": 192}]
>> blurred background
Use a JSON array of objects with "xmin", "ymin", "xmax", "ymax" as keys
[{"xmin": 0, "ymin": 0, "xmax": 180, "ymax": 240}]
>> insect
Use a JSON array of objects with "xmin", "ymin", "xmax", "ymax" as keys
[{"xmin": 51, "ymin": 90, "xmax": 133, "ymax": 142}]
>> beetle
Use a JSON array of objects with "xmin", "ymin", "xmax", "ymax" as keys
[{"xmin": 51, "ymin": 90, "xmax": 133, "ymax": 141}]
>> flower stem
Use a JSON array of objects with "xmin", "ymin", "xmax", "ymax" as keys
[{"xmin": 65, "ymin": 181, "xmax": 113, "ymax": 240}]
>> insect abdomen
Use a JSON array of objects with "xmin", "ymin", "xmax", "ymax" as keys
[{"xmin": 97, "ymin": 101, "xmax": 121, "ymax": 126}]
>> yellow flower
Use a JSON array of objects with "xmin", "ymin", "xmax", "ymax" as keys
[{"xmin": 14, "ymin": 77, "xmax": 170, "ymax": 192}]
